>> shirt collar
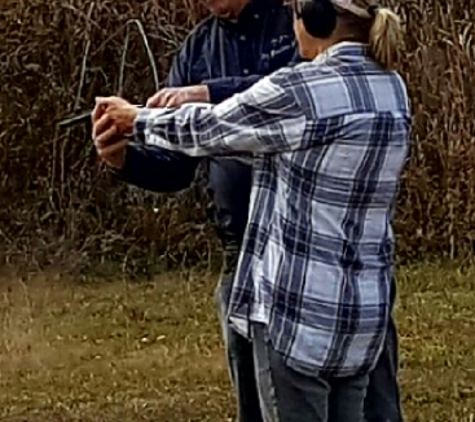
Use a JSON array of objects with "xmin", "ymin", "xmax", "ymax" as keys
[{"xmin": 313, "ymin": 41, "xmax": 370, "ymax": 64}]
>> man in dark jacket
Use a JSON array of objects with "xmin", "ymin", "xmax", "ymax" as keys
[
  {"xmin": 103, "ymin": 1, "xmax": 404, "ymax": 421},
  {"xmin": 115, "ymin": 2, "xmax": 296, "ymax": 421}
]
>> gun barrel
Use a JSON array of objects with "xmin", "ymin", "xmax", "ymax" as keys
[
  {"xmin": 57, "ymin": 111, "xmax": 92, "ymax": 128},
  {"xmin": 57, "ymin": 105, "xmax": 143, "ymax": 129}
]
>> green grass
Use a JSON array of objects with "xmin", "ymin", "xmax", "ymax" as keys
[{"xmin": 1, "ymin": 263, "xmax": 475, "ymax": 421}]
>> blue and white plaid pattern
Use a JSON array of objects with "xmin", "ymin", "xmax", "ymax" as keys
[{"xmin": 134, "ymin": 41, "xmax": 411, "ymax": 377}]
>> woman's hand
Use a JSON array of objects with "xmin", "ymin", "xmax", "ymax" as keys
[
  {"xmin": 92, "ymin": 96, "xmax": 138, "ymax": 138},
  {"xmin": 91, "ymin": 96, "xmax": 138, "ymax": 169}
]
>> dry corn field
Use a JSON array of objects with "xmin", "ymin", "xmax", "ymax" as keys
[
  {"xmin": 1, "ymin": 0, "xmax": 475, "ymax": 421},
  {"xmin": 0, "ymin": 0, "xmax": 474, "ymax": 270}
]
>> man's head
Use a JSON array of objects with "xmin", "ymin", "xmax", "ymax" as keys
[
  {"xmin": 289, "ymin": 0, "xmax": 404, "ymax": 69},
  {"xmin": 204, "ymin": 0, "xmax": 251, "ymax": 19}
]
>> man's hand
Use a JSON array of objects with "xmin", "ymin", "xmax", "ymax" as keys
[
  {"xmin": 91, "ymin": 96, "xmax": 138, "ymax": 170},
  {"xmin": 146, "ymin": 85, "xmax": 210, "ymax": 108}
]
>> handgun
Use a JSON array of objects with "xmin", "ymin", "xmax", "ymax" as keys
[
  {"xmin": 57, "ymin": 105, "xmax": 143, "ymax": 129},
  {"xmin": 57, "ymin": 110, "xmax": 93, "ymax": 129}
]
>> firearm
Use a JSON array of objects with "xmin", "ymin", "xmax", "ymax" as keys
[
  {"xmin": 56, "ymin": 103, "xmax": 255, "ymax": 166},
  {"xmin": 57, "ymin": 110, "xmax": 94, "ymax": 129},
  {"xmin": 57, "ymin": 105, "xmax": 143, "ymax": 129},
  {"xmin": 56, "ymin": 18, "xmax": 158, "ymax": 130}
]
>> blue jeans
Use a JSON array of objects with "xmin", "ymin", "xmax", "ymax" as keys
[
  {"xmin": 215, "ymin": 270, "xmax": 403, "ymax": 422},
  {"xmin": 252, "ymin": 321, "xmax": 369, "ymax": 422}
]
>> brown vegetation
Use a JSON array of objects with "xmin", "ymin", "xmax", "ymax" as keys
[{"xmin": 0, "ymin": 0, "xmax": 474, "ymax": 273}]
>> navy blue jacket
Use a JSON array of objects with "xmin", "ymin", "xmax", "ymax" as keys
[{"xmin": 117, "ymin": 0, "xmax": 299, "ymax": 247}]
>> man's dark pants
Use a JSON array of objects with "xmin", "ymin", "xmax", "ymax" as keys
[
  {"xmin": 364, "ymin": 276, "xmax": 403, "ymax": 422},
  {"xmin": 215, "ymin": 247, "xmax": 265, "ymax": 422},
  {"xmin": 215, "ymin": 248, "xmax": 403, "ymax": 422}
]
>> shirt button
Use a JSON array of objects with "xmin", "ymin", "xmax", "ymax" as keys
[
  {"xmin": 243, "ymin": 69, "xmax": 249, "ymax": 75},
  {"xmin": 254, "ymin": 14, "xmax": 259, "ymax": 19},
  {"xmin": 240, "ymin": 35, "xmax": 246, "ymax": 41}
]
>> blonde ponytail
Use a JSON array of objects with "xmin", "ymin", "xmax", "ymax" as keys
[{"xmin": 369, "ymin": 8, "xmax": 405, "ymax": 70}]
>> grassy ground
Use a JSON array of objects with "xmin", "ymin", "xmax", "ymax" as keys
[{"xmin": 1, "ymin": 263, "xmax": 475, "ymax": 421}]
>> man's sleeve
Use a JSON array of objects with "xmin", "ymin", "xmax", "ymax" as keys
[
  {"xmin": 114, "ymin": 36, "xmax": 201, "ymax": 192},
  {"xmin": 164, "ymin": 37, "xmax": 192, "ymax": 88},
  {"xmin": 114, "ymin": 144, "xmax": 199, "ymax": 193},
  {"xmin": 202, "ymin": 45, "xmax": 303, "ymax": 104},
  {"xmin": 203, "ymin": 74, "xmax": 264, "ymax": 104}
]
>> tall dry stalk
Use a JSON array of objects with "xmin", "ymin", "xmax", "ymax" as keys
[{"xmin": 0, "ymin": 0, "xmax": 474, "ymax": 272}]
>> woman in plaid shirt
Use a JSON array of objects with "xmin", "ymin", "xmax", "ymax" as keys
[{"xmin": 92, "ymin": 1, "xmax": 410, "ymax": 421}]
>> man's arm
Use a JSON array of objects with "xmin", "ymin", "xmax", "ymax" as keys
[
  {"xmin": 114, "ymin": 144, "xmax": 199, "ymax": 193},
  {"xmin": 202, "ymin": 47, "xmax": 303, "ymax": 104},
  {"xmin": 202, "ymin": 74, "xmax": 264, "ymax": 104}
]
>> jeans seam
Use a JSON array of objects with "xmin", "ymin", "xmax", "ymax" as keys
[
  {"xmin": 262, "ymin": 327, "xmax": 281, "ymax": 422},
  {"xmin": 258, "ymin": 324, "xmax": 280, "ymax": 422}
]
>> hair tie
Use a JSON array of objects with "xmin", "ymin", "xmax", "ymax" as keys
[{"xmin": 367, "ymin": 5, "xmax": 379, "ymax": 17}]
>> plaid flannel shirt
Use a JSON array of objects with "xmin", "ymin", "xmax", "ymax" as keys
[{"xmin": 134, "ymin": 41, "xmax": 411, "ymax": 377}]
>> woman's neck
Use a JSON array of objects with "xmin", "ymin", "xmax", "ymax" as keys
[{"xmin": 305, "ymin": 37, "xmax": 338, "ymax": 61}]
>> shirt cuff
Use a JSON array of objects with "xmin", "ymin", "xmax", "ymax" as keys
[
  {"xmin": 133, "ymin": 108, "xmax": 153, "ymax": 144},
  {"xmin": 202, "ymin": 79, "xmax": 229, "ymax": 104}
]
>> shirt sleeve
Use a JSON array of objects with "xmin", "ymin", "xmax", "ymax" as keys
[
  {"xmin": 133, "ymin": 70, "xmax": 309, "ymax": 156},
  {"xmin": 113, "ymin": 143, "xmax": 200, "ymax": 192}
]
